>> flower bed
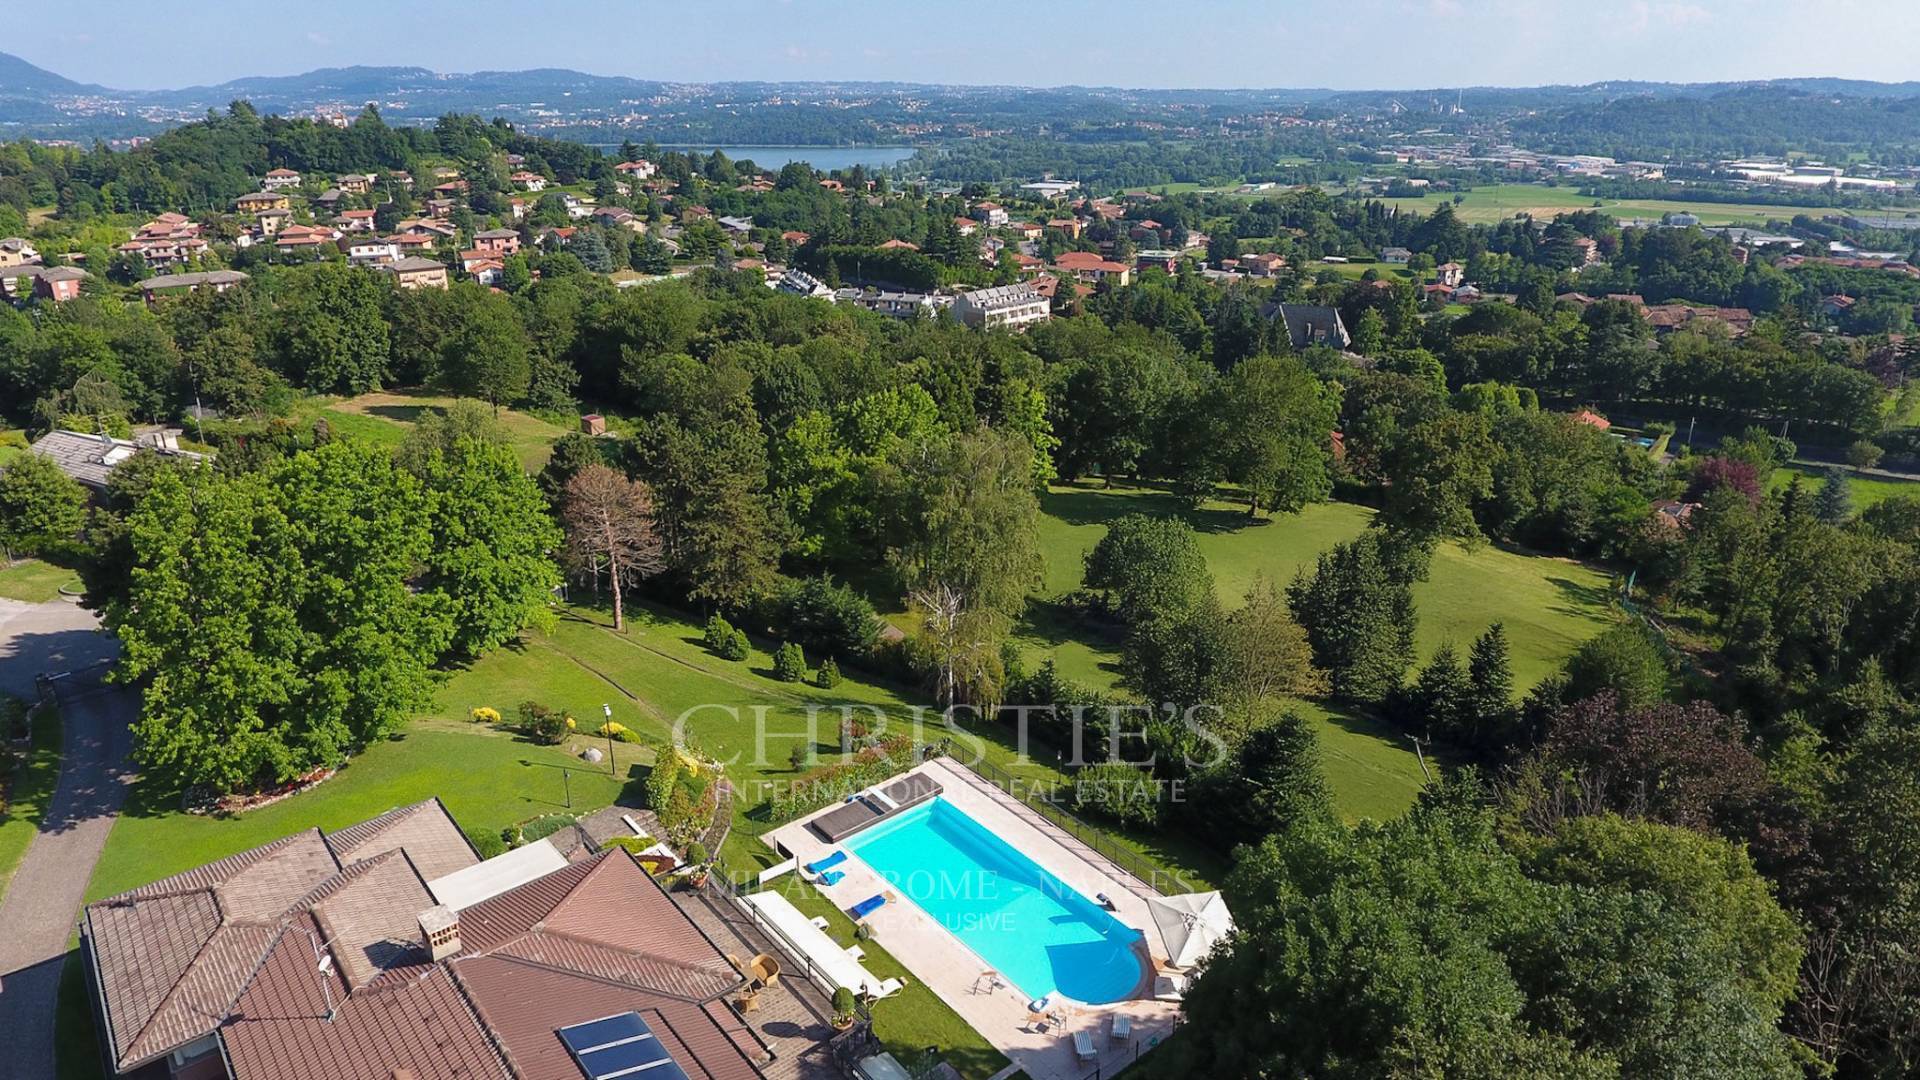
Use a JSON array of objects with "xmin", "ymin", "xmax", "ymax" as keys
[
  {"xmin": 184, "ymin": 764, "xmax": 337, "ymax": 816},
  {"xmin": 766, "ymin": 734, "xmax": 918, "ymax": 822}
]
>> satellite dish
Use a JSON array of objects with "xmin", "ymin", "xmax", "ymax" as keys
[{"xmin": 317, "ymin": 954, "xmax": 334, "ymax": 975}]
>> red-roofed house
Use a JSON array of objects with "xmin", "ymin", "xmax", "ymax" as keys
[
  {"xmin": 1052, "ymin": 250, "xmax": 1133, "ymax": 286},
  {"xmin": 80, "ymin": 799, "xmax": 844, "ymax": 1080}
]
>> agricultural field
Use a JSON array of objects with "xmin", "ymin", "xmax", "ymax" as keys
[{"xmin": 1366, "ymin": 182, "xmax": 1843, "ymax": 226}]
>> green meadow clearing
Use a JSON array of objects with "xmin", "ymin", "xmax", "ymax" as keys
[
  {"xmin": 1015, "ymin": 483, "xmax": 1621, "ymax": 822},
  {"xmin": 292, "ymin": 389, "xmax": 572, "ymax": 470},
  {"xmin": 1020, "ymin": 483, "xmax": 1619, "ymax": 693},
  {"xmin": 1770, "ymin": 461, "xmax": 1920, "ymax": 510}
]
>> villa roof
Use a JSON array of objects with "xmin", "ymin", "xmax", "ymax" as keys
[{"xmin": 83, "ymin": 801, "xmax": 765, "ymax": 1080}]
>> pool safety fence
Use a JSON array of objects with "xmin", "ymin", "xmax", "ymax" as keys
[{"xmin": 947, "ymin": 755, "xmax": 1189, "ymax": 897}]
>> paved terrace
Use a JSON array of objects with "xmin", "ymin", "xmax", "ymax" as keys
[
  {"xmin": 674, "ymin": 882, "xmax": 853, "ymax": 1080},
  {"xmin": 768, "ymin": 758, "xmax": 1181, "ymax": 1080}
]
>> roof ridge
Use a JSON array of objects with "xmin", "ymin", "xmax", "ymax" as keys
[
  {"xmin": 108, "ymin": 828, "xmax": 325, "ymax": 905},
  {"xmin": 527, "ymin": 925, "xmax": 739, "ymax": 987},
  {"xmin": 124, "ymin": 919, "xmax": 272, "ymax": 1063},
  {"xmin": 484, "ymin": 947, "xmax": 723, "ymax": 1005}
]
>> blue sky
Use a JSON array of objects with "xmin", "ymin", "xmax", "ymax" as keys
[{"xmin": 12, "ymin": 0, "xmax": 1919, "ymax": 91}]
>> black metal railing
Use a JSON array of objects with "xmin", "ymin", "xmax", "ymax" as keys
[
  {"xmin": 697, "ymin": 874, "xmax": 875, "ymax": 1025},
  {"xmin": 948, "ymin": 753, "xmax": 1188, "ymax": 895}
]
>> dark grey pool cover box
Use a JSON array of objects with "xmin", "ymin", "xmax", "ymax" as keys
[{"xmin": 808, "ymin": 773, "xmax": 943, "ymax": 843}]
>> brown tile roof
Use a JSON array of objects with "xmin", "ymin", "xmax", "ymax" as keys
[
  {"xmin": 326, "ymin": 799, "xmax": 480, "ymax": 883},
  {"xmin": 86, "ymin": 809, "xmax": 773, "ymax": 1080},
  {"xmin": 456, "ymin": 955, "xmax": 761, "ymax": 1080},
  {"xmin": 85, "ymin": 830, "xmax": 340, "ymax": 1069},
  {"xmin": 222, "ymin": 913, "xmax": 508, "ymax": 1080},
  {"xmin": 311, "ymin": 850, "xmax": 435, "ymax": 989}
]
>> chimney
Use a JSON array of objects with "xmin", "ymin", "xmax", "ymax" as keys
[{"xmin": 419, "ymin": 905, "xmax": 460, "ymax": 962}]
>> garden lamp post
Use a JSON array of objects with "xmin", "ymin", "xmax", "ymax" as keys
[{"xmin": 603, "ymin": 703, "xmax": 615, "ymax": 775}]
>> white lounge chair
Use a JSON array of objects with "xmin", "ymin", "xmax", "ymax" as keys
[
  {"xmin": 1110, "ymin": 1014, "xmax": 1132, "ymax": 1041},
  {"xmin": 1073, "ymin": 1029, "xmax": 1096, "ymax": 1062},
  {"xmin": 809, "ymin": 915, "xmax": 830, "ymax": 930},
  {"xmin": 844, "ymin": 944, "xmax": 865, "ymax": 961},
  {"xmin": 1153, "ymin": 972, "xmax": 1187, "ymax": 1001},
  {"xmin": 868, "ymin": 976, "xmax": 904, "ymax": 1000}
]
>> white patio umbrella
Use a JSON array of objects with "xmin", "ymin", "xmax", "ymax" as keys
[{"xmin": 1146, "ymin": 890, "xmax": 1235, "ymax": 969}]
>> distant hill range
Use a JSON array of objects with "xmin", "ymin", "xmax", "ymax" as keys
[{"xmin": 6, "ymin": 49, "xmax": 1920, "ymax": 147}]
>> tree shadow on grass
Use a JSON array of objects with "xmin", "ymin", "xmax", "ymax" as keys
[
  {"xmin": 363, "ymin": 404, "xmax": 440, "ymax": 424},
  {"xmin": 1545, "ymin": 575, "xmax": 1615, "ymax": 618},
  {"xmin": 1042, "ymin": 484, "xmax": 1259, "ymax": 535}
]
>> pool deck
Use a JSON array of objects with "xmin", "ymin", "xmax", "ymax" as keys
[{"xmin": 767, "ymin": 758, "xmax": 1182, "ymax": 1080}]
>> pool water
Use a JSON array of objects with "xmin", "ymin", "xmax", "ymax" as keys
[{"xmin": 843, "ymin": 797, "xmax": 1146, "ymax": 1004}]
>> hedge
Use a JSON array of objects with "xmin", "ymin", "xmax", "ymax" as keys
[{"xmin": 767, "ymin": 734, "xmax": 919, "ymax": 822}]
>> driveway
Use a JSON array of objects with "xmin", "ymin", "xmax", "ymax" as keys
[{"xmin": 0, "ymin": 599, "xmax": 133, "ymax": 1080}]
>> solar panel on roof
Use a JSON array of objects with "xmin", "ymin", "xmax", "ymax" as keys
[{"xmin": 556, "ymin": 1012, "xmax": 691, "ymax": 1080}]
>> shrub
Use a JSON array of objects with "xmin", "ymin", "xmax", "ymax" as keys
[
  {"xmin": 790, "ymin": 742, "xmax": 810, "ymax": 771},
  {"xmin": 703, "ymin": 613, "xmax": 739, "ymax": 656},
  {"xmin": 814, "ymin": 657, "xmax": 841, "ymax": 689},
  {"xmin": 723, "ymin": 629, "xmax": 751, "ymax": 660},
  {"xmin": 598, "ymin": 720, "xmax": 643, "ymax": 744},
  {"xmin": 773, "ymin": 641, "xmax": 808, "ymax": 683},
  {"xmin": 517, "ymin": 700, "xmax": 568, "ymax": 744},
  {"xmin": 520, "ymin": 814, "xmax": 576, "ymax": 843},
  {"xmin": 767, "ymin": 734, "xmax": 919, "ymax": 821},
  {"xmin": 470, "ymin": 706, "xmax": 502, "ymax": 725},
  {"xmin": 767, "ymin": 576, "xmax": 881, "ymax": 662},
  {"xmin": 1072, "ymin": 761, "xmax": 1163, "ymax": 826},
  {"xmin": 464, "ymin": 827, "xmax": 506, "ymax": 860},
  {"xmin": 831, "ymin": 986, "xmax": 857, "ymax": 1023},
  {"xmin": 685, "ymin": 840, "xmax": 710, "ymax": 866},
  {"xmin": 646, "ymin": 750, "xmax": 684, "ymax": 811}
]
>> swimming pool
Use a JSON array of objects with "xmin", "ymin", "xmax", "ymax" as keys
[{"xmin": 843, "ymin": 796, "xmax": 1146, "ymax": 1004}]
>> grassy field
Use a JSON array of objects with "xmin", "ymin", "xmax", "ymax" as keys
[
  {"xmin": 0, "ymin": 559, "xmax": 82, "ymax": 603},
  {"xmin": 1017, "ymin": 484, "xmax": 1618, "ymax": 821},
  {"xmin": 0, "ymin": 706, "xmax": 61, "ymax": 901},
  {"xmin": 1367, "ymin": 182, "xmax": 1842, "ymax": 226},
  {"xmin": 1771, "ymin": 462, "xmax": 1920, "ymax": 510},
  {"xmin": 1025, "ymin": 484, "xmax": 1617, "ymax": 690},
  {"xmin": 293, "ymin": 389, "xmax": 572, "ymax": 471}
]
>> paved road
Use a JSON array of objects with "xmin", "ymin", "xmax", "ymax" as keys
[{"xmin": 0, "ymin": 599, "xmax": 132, "ymax": 1080}]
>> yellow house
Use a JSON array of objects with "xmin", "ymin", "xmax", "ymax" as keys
[{"xmin": 235, "ymin": 191, "xmax": 291, "ymax": 212}]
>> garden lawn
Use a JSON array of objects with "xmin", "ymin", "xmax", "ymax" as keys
[
  {"xmin": 0, "ymin": 706, "xmax": 62, "ymax": 901},
  {"xmin": 1027, "ymin": 483, "xmax": 1617, "ymax": 690},
  {"xmin": 1018, "ymin": 484, "xmax": 1619, "ymax": 821},
  {"xmin": 0, "ymin": 558, "xmax": 82, "ymax": 603},
  {"xmin": 295, "ymin": 389, "xmax": 572, "ymax": 471},
  {"xmin": 1771, "ymin": 462, "xmax": 1920, "ymax": 511},
  {"xmin": 83, "ymin": 717, "xmax": 638, "ymax": 903}
]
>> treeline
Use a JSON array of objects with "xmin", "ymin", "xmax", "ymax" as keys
[
  {"xmin": 1513, "ymin": 87, "xmax": 1920, "ymax": 163},
  {"xmin": 911, "ymin": 131, "xmax": 1340, "ymax": 190}
]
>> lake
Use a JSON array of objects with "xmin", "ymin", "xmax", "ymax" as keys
[{"xmin": 593, "ymin": 145, "xmax": 918, "ymax": 171}]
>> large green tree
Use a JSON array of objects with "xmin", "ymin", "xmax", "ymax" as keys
[
  {"xmin": 423, "ymin": 439, "xmax": 562, "ymax": 656},
  {"xmin": 1206, "ymin": 353, "xmax": 1338, "ymax": 518},
  {"xmin": 0, "ymin": 451, "xmax": 88, "ymax": 559}
]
